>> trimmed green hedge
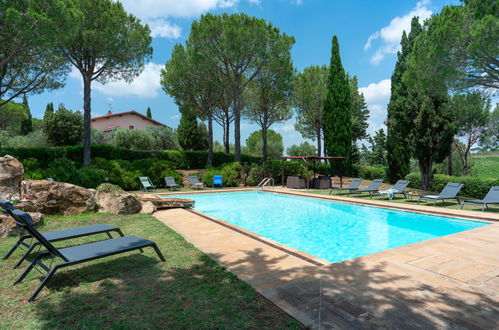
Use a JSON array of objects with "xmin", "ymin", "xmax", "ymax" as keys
[
  {"xmin": 405, "ymin": 173, "xmax": 499, "ymax": 199},
  {"xmin": 358, "ymin": 166, "xmax": 387, "ymax": 181},
  {"xmin": 0, "ymin": 145, "xmax": 261, "ymax": 169}
]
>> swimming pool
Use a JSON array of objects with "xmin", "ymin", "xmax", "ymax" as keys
[{"xmin": 168, "ymin": 191, "xmax": 489, "ymax": 263}]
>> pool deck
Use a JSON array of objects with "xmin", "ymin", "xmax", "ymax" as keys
[{"xmin": 155, "ymin": 188, "xmax": 499, "ymax": 329}]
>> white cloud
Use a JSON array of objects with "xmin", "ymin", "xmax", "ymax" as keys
[
  {"xmin": 359, "ymin": 79, "xmax": 391, "ymax": 135},
  {"xmin": 274, "ymin": 122, "xmax": 295, "ymax": 132},
  {"xmin": 148, "ymin": 18, "xmax": 182, "ymax": 38},
  {"xmin": 364, "ymin": 0, "xmax": 432, "ymax": 64},
  {"xmin": 70, "ymin": 63, "xmax": 163, "ymax": 99}
]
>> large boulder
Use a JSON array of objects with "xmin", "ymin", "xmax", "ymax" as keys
[
  {"xmin": 0, "ymin": 155, "xmax": 24, "ymax": 200},
  {"xmin": 140, "ymin": 201, "xmax": 157, "ymax": 214},
  {"xmin": 21, "ymin": 180, "xmax": 96, "ymax": 215},
  {"xmin": 96, "ymin": 184, "xmax": 142, "ymax": 214},
  {"xmin": 0, "ymin": 212, "xmax": 43, "ymax": 238},
  {"xmin": 137, "ymin": 194, "xmax": 195, "ymax": 209}
]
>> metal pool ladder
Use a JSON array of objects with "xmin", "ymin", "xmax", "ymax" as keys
[{"xmin": 257, "ymin": 177, "xmax": 274, "ymax": 191}]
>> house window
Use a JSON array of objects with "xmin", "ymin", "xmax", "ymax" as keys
[{"xmin": 129, "ymin": 125, "xmax": 134, "ymax": 129}]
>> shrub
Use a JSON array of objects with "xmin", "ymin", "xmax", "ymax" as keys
[
  {"xmin": 405, "ymin": 173, "xmax": 499, "ymax": 198},
  {"xmin": 358, "ymin": 166, "xmax": 387, "ymax": 181},
  {"xmin": 44, "ymin": 158, "xmax": 79, "ymax": 182},
  {"xmin": 112, "ymin": 128, "xmax": 155, "ymax": 150},
  {"xmin": 44, "ymin": 105, "xmax": 83, "ymax": 146},
  {"xmin": 74, "ymin": 166, "xmax": 108, "ymax": 189},
  {"xmin": 202, "ymin": 162, "xmax": 242, "ymax": 187}
]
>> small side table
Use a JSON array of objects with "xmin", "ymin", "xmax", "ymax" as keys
[{"xmin": 407, "ymin": 192, "xmax": 425, "ymax": 200}]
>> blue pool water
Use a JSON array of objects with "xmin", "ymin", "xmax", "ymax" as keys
[{"xmin": 168, "ymin": 191, "xmax": 489, "ymax": 263}]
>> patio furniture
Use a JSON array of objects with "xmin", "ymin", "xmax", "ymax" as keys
[
  {"xmin": 10, "ymin": 209, "xmax": 166, "ymax": 302},
  {"xmin": 286, "ymin": 176, "xmax": 306, "ymax": 189},
  {"xmin": 379, "ymin": 180, "xmax": 411, "ymax": 200},
  {"xmin": 460, "ymin": 186, "xmax": 499, "ymax": 212},
  {"xmin": 213, "ymin": 175, "xmax": 223, "ymax": 188},
  {"xmin": 139, "ymin": 177, "xmax": 156, "ymax": 192},
  {"xmin": 0, "ymin": 199, "xmax": 124, "ymax": 269},
  {"xmin": 417, "ymin": 182, "xmax": 464, "ymax": 206},
  {"xmin": 164, "ymin": 176, "xmax": 181, "ymax": 190},
  {"xmin": 329, "ymin": 178, "xmax": 363, "ymax": 195},
  {"xmin": 188, "ymin": 176, "xmax": 205, "ymax": 189},
  {"xmin": 350, "ymin": 179, "xmax": 384, "ymax": 198},
  {"xmin": 313, "ymin": 176, "xmax": 331, "ymax": 189}
]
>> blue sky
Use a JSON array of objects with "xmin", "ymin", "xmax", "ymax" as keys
[{"xmin": 24, "ymin": 0, "xmax": 458, "ymax": 150}]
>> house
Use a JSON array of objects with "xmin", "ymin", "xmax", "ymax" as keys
[{"xmin": 91, "ymin": 110, "xmax": 166, "ymax": 132}]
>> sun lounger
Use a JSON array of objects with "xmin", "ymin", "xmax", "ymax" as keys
[
  {"xmin": 417, "ymin": 182, "xmax": 464, "ymax": 206},
  {"xmin": 460, "ymin": 186, "xmax": 499, "ymax": 212},
  {"xmin": 379, "ymin": 180, "xmax": 411, "ymax": 199},
  {"xmin": 139, "ymin": 176, "xmax": 156, "ymax": 192},
  {"xmin": 350, "ymin": 179, "xmax": 384, "ymax": 198},
  {"xmin": 10, "ymin": 209, "xmax": 165, "ymax": 302},
  {"xmin": 164, "ymin": 176, "xmax": 181, "ymax": 190},
  {"xmin": 213, "ymin": 175, "xmax": 223, "ymax": 188},
  {"xmin": 329, "ymin": 178, "xmax": 362, "ymax": 195},
  {"xmin": 0, "ymin": 199, "xmax": 125, "ymax": 269},
  {"xmin": 188, "ymin": 176, "xmax": 205, "ymax": 189}
]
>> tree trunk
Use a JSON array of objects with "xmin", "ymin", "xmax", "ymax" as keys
[
  {"xmin": 234, "ymin": 93, "xmax": 241, "ymax": 162},
  {"xmin": 207, "ymin": 115, "xmax": 213, "ymax": 167},
  {"xmin": 316, "ymin": 128, "xmax": 322, "ymax": 158},
  {"xmin": 224, "ymin": 111, "xmax": 230, "ymax": 153},
  {"xmin": 448, "ymin": 146, "xmax": 453, "ymax": 176},
  {"xmin": 462, "ymin": 150, "xmax": 469, "ymax": 176},
  {"xmin": 419, "ymin": 162, "xmax": 432, "ymax": 191},
  {"xmin": 262, "ymin": 126, "xmax": 268, "ymax": 161},
  {"xmin": 82, "ymin": 74, "xmax": 92, "ymax": 166}
]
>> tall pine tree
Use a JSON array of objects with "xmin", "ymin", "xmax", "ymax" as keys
[
  {"xmin": 323, "ymin": 36, "xmax": 351, "ymax": 173},
  {"xmin": 386, "ymin": 18, "xmax": 422, "ymax": 183},
  {"xmin": 146, "ymin": 106, "xmax": 152, "ymax": 118},
  {"xmin": 21, "ymin": 94, "xmax": 33, "ymax": 135}
]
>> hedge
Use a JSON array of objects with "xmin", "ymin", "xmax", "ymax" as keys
[
  {"xmin": 0, "ymin": 145, "xmax": 261, "ymax": 169},
  {"xmin": 358, "ymin": 166, "xmax": 387, "ymax": 181},
  {"xmin": 405, "ymin": 173, "xmax": 499, "ymax": 199}
]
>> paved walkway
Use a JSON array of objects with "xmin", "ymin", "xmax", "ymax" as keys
[{"xmin": 155, "ymin": 190, "xmax": 499, "ymax": 329}]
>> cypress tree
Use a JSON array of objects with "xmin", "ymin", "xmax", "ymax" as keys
[
  {"xmin": 43, "ymin": 102, "xmax": 54, "ymax": 121},
  {"xmin": 386, "ymin": 18, "xmax": 422, "ymax": 183},
  {"xmin": 20, "ymin": 94, "xmax": 33, "ymax": 135},
  {"xmin": 177, "ymin": 106, "xmax": 202, "ymax": 150},
  {"xmin": 323, "ymin": 35, "xmax": 352, "ymax": 173},
  {"xmin": 146, "ymin": 106, "xmax": 152, "ymax": 118}
]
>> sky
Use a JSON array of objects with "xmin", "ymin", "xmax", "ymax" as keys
[{"xmin": 24, "ymin": 0, "xmax": 459, "ymax": 151}]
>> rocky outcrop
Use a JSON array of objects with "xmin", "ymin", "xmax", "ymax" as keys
[
  {"xmin": 96, "ymin": 184, "xmax": 142, "ymax": 214},
  {"xmin": 21, "ymin": 180, "xmax": 96, "ymax": 215},
  {"xmin": 137, "ymin": 194, "xmax": 195, "ymax": 209},
  {"xmin": 0, "ymin": 212, "xmax": 43, "ymax": 237},
  {"xmin": 0, "ymin": 155, "xmax": 24, "ymax": 200},
  {"xmin": 140, "ymin": 201, "xmax": 157, "ymax": 214}
]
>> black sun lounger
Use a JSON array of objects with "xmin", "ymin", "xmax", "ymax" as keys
[
  {"xmin": 329, "ymin": 178, "xmax": 363, "ymax": 195},
  {"xmin": 461, "ymin": 186, "xmax": 499, "ymax": 212},
  {"xmin": 350, "ymin": 179, "xmax": 384, "ymax": 198},
  {"xmin": 10, "ymin": 209, "xmax": 166, "ymax": 302},
  {"xmin": 0, "ymin": 199, "xmax": 124, "ymax": 269},
  {"xmin": 165, "ymin": 176, "xmax": 181, "ymax": 190},
  {"xmin": 417, "ymin": 182, "xmax": 464, "ymax": 206}
]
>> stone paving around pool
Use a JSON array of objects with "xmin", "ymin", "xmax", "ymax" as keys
[{"xmin": 154, "ymin": 189, "xmax": 499, "ymax": 329}]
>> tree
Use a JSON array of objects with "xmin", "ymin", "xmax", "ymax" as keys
[
  {"xmin": 245, "ymin": 129, "xmax": 283, "ymax": 159},
  {"xmin": 293, "ymin": 65, "xmax": 328, "ymax": 157},
  {"xmin": 188, "ymin": 13, "xmax": 294, "ymax": 162},
  {"xmin": 198, "ymin": 122, "xmax": 209, "ymax": 151},
  {"xmin": 44, "ymin": 104, "xmax": 83, "ymax": 146},
  {"xmin": 451, "ymin": 92, "xmax": 491, "ymax": 175},
  {"xmin": 287, "ymin": 142, "xmax": 317, "ymax": 157},
  {"xmin": 386, "ymin": 18, "xmax": 422, "ymax": 183},
  {"xmin": 479, "ymin": 103, "xmax": 498, "ymax": 152},
  {"xmin": 368, "ymin": 129, "xmax": 387, "ymax": 166},
  {"xmin": 146, "ymin": 107, "xmax": 152, "ymax": 118},
  {"xmin": 43, "ymin": 102, "xmax": 54, "ymax": 122},
  {"xmin": 0, "ymin": 0, "xmax": 73, "ymax": 108},
  {"xmin": 177, "ymin": 107, "xmax": 203, "ymax": 150},
  {"xmin": 58, "ymin": 0, "xmax": 152, "ymax": 165},
  {"xmin": 146, "ymin": 126, "xmax": 180, "ymax": 150},
  {"xmin": 0, "ymin": 100, "xmax": 28, "ymax": 131},
  {"xmin": 243, "ymin": 41, "xmax": 294, "ymax": 161},
  {"xmin": 323, "ymin": 36, "xmax": 352, "ymax": 172},
  {"xmin": 348, "ymin": 75, "xmax": 369, "ymax": 143},
  {"xmin": 111, "ymin": 128, "xmax": 154, "ymax": 150},
  {"xmin": 20, "ymin": 94, "xmax": 33, "ymax": 135}
]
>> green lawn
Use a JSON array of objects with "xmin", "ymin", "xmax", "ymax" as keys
[
  {"xmin": 0, "ymin": 213, "xmax": 301, "ymax": 329},
  {"xmin": 471, "ymin": 156, "xmax": 499, "ymax": 178},
  {"xmin": 301, "ymin": 183, "xmax": 499, "ymax": 214}
]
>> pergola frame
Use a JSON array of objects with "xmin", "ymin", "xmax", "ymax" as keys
[{"xmin": 279, "ymin": 155, "xmax": 345, "ymax": 189}]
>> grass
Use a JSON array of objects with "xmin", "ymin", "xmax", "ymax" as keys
[
  {"xmin": 130, "ymin": 186, "xmax": 251, "ymax": 194},
  {"xmin": 0, "ymin": 213, "xmax": 302, "ymax": 329},
  {"xmin": 471, "ymin": 156, "xmax": 499, "ymax": 178},
  {"xmin": 301, "ymin": 181, "xmax": 499, "ymax": 214}
]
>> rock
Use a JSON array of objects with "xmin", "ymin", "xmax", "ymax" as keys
[
  {"xmin": 0, "ymin": 212, "xmax": 43, "ymax": 238},
  {"xmin": 137, "ymin": 194, "xmax": 195, "ymax": 209},
  {"xmin": 15, "ymin": 200, "xmax": 37, "ymax": 212},
  {"xmin": 96, "ymin": 184, "xmax": 142, "ymax": 214},
  {"xmin": 0, "ymin": 155, "xmax": 24, "ymax": 200},
  {"xmin": 140, "ymin": 201, "xmax": 156, "ymax": 214},
  {"xmin": 21, "ymin": 180, "xmax": 96, "ymax": 215}
]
